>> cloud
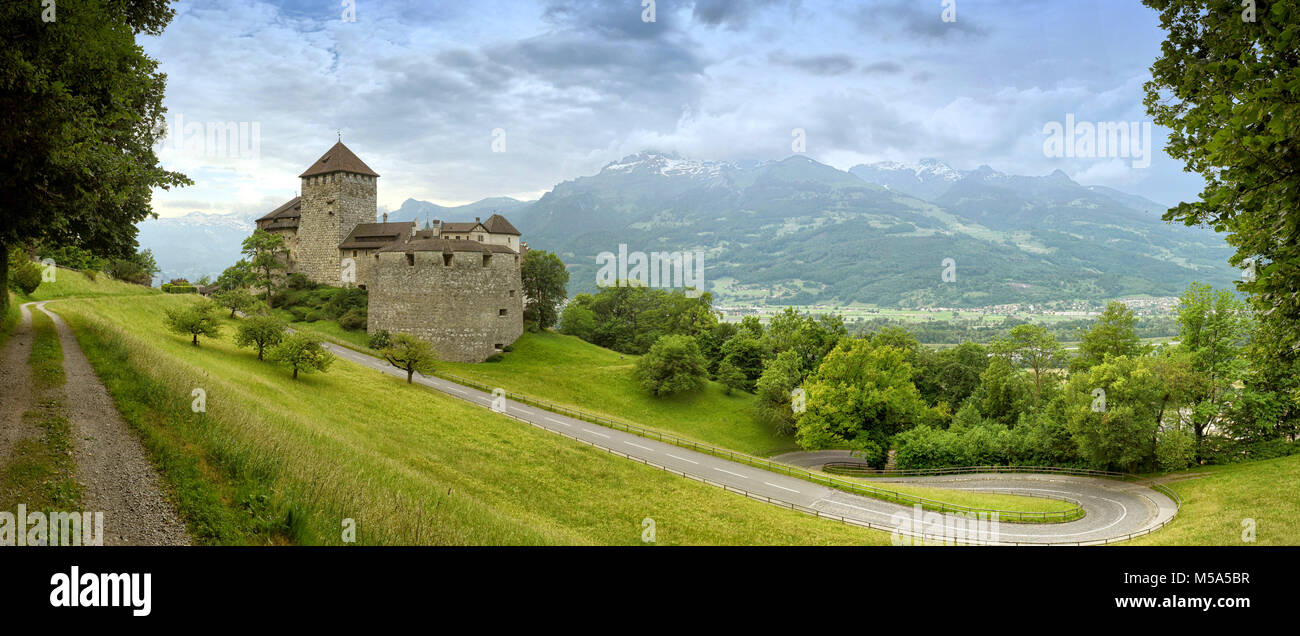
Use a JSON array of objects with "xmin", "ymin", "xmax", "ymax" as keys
[
  {"xmin": 768, "ymin": 51, "xmax": 857, "ymax": 76},
  {"xmin": 692, "ymin": 0, "xmax": 800, "ymax": 29}
]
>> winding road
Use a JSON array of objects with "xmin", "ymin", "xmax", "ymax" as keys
[{"xmin": 319, "ymin": 340, "xmax": 1179, "ymax": 545}]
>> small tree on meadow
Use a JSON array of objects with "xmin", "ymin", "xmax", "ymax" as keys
[
  {"xmin": 164, "ymin": 300, "xmax": 221, "ymax": 346},
  {"xmin": 215, "ymin": 288, "xmax": 255, "ymax": 318},
  {"xmin": 235, "ymin": 314, "xmax": 286, "ymax": 361},
  {"xmin": 240, "ymin": 230, "xmax": 287, "ymax": 307},
  {"xmin": 381, "ymin": 333, "xmax": 438, "ymax": 383},
  {"xmin": 634, "ymin": 334, "xmax": 708, "ymax": 396},
  {"xmin": 266, "ymin": 333, "xmax": 335, "ymax": 380}
]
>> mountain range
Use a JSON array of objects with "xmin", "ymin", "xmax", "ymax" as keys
[{"xmin": 139, "ymin": 153, "xmax": 1236, "ymax": 307}]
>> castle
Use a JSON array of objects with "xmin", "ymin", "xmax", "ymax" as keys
[{"xmin": 255, "ymin": 141, "xmax": 524, "ymax": 362}]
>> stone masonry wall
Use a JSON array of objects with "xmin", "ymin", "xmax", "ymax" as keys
[
  {"xmin": 297, "ymin": 173, "xmax": 376, "ymax": 286},
  {"xmin": 367, "ymin": 250, "xmax": 524, "ymax": 362}
]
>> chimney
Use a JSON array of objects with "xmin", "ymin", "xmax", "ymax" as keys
[
  {"xmin": 475, "ymin": 216, "xmax": 480, "ymax": 223},
  {"xmin": 382, "ymin": 212, "xmax": 388, "ymax": 223}
]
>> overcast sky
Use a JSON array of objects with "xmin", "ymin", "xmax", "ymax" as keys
[{"xmin": 145, "ymin": 0, "xmax": 1204, "ymax": 219}]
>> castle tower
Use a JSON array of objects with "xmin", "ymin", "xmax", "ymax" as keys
[{"xmin": 296, "ymin": 141, "xmax": 379, "ymax": 285}]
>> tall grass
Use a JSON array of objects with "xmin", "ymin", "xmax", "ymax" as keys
[{"xmin": 56, "ymin": 295, "xmax": 892, "ymax": 545}]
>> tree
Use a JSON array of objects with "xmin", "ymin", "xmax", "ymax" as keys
[
  {"xmin": 634, "ymin": 334, "xmax": 708, "ymax": 396},
  {"xmin": 974, "ymin": 357, "xmax": 1032, "ymax": 427},
  {"xmin": 719, "ymin": 332, "xmax": 770, "ymax": 391},
  {"xmin": 241, "ymin": 230, "xmax": 287, "ymax": 308},
  {"xmin": 716, "ymin": 360, "xmax": 748, "ymax": 396},
  {"xmin": 1143, "ymin": 0, "xmax": 1300, "ymax": 371},
  {"xmin": 795, "ymin": 339, "xmax": 927, "ymax": 467},
  {"xmin": 1176, "ymin": 282, "xmax": 1250, "ymax": 456},
  {"xmin": 520, "ymin": 250, "xmax": 569, "ymax": 330},
  {"xmin": 0, "ymin": 0, "xmax": 190, "ymax": 315},
  {"xmin": 267, "ymin": 333, "xmax": 335, "ymax": 380},
  {"xmin": 381, "ymin": 334, "xmax": 438, "ymax": 383},
  {"xmin": 164, "ymin": 300, "xmax": 221, "ymax": 346},
  {"xmin": 234, "ymin": 314, "xmax": 285, "ymax": 361},
  {"xmin": 106, "ymin": 249, "xmax": 159, "ymax": 285},
  {"xmin": 215, "ymin": 260, "xmax": 253, "ymax": 292},
  {"xmin": 992, "ymin": 324, "xmax": 1063, "ymax": 408},
  {"xmin": 1063, "ymin": 356, "xmax": 1167, "ymax": 472},
  {"xmin": 1071, "ymin": 301, "xmax": 1145, "ymax": 372},
  {"xmin": 752, "ymin": 350, "xmax": 803, "ymax": 434},
  {"xmin": 214, "ymin": 288, "xmax": 255, "ymax": 318}
]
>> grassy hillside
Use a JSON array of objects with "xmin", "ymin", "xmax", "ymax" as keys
[
  {"xmin": 55, "ymin": 294, "xmax": 892, "ymax": 545},
  {"xmin": 27, "ymin": 267, "xmax": 159, "ymax": 301},
  {"xmin": 434, "ymin": 331, "xmax": 795, "ymax": 456},
  {"xmin": 1125, "ymin": 455, "xmax": 1300, "ymax": 546}
]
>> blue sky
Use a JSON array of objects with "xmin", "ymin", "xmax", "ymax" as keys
[{"xmin": 145, "ymin": 0, "xmax": 1204, "ymax": 218}]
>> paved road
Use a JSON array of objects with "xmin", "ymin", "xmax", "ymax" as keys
[{"xmin": 320, "ymin": 341, "xmax": 1178, "ymax": 545}]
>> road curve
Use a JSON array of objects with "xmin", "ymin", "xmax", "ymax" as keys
[{"xmin": 317, "ymin": 340, "xmax": 1176, "ymax": 545}]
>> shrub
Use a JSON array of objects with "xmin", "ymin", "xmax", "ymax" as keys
[
  {"xmin": 286, "ymin": 273, "xmax": 314, "ymax": 290},
  {"xmin": 338, "ymin": 308, "xmax": 367, "ymax": 331},
  {"xmin": 484, "ymin": 353, "xmax": 505, "ymax": 363},
  {"xmin": 1156, "ymin": 426, "xmax": 1198, "ymax": 472},
  {"xmin": 163, "ymin": 284, "xmax": 197, "ymax": 294},
  {"xmin": 7, "ymin": 252, "xmax": 42, "ymax": 295},
  {"xmin": 323, "ymin": 287, "xmax": 367, "ymax": 319},
  {"xmin": 84, "ymin": 269, "xmax": 99, "ymax": 282},
  {"xmin": 367, "ymin": 329, "xmax": 392, "ymax": 350}
]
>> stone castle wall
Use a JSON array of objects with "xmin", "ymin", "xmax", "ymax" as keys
[
  {"xmin": 297, "ymin": 173, "xmax": 376, "ymax": 285},
  {"xmin": 367, "ymin": 250, "xmax": 524, "ymax": 362}
]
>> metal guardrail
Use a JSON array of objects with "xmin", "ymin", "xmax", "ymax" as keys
[
  {"xmin": 428, "ymin": 370, "xmax": 1087, "ymax": 524},
  {"xmin": 823, "ymin": 461, "xmax": 1127, "ymax": 479}
]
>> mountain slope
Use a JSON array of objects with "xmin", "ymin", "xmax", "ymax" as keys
[{"xmin": 519, "ymin": 153, "xmax": 1235, "ymax": 307}]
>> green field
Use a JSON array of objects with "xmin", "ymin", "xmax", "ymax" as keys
[
  {"xmin": 1125, "ymin": 454, "xmax": 1300, "ymax": 546},
  {"xmin": 435, "ymin": 331, "xmax": 795, "ymax": 456},
  {"xmin": 857, "ymin": 481, "xmax": 1078, "ymax": 515},
  {"xmin": 54, "ymin": 294, "xmax": 897, "ymax": 545}
]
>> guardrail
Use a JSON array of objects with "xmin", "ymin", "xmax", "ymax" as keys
[
  {"xmin": 823, "ymin": 462, "xmax": 1128, "ymax": 480},
  {"xmin": 428, "ymin": 370, "xmax": 1086, "ymax": 524}
]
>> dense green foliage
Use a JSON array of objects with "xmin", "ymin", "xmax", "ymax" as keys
[
  {"xmin": 520, "ymin": 250, "xmax": 569, "ymax": 330},
  {"xmin": 634, "ymin": 334, "xmax": 709, "ymax": 396},
  {"xmin": 0, "ymin": 0, "xmax": 189, "ymax": 313},
  {"xmin": 1143, "ymin": 0, "xmax": 1300, "ymax": 380}
]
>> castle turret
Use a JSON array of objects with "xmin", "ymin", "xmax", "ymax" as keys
[{"xmin": 296, "ymin": 141, "xmax": 379, "ymax": 285}]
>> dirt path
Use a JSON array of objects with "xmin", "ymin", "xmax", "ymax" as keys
[
  {"xmin": 0, "ymin": 302, "xmax": 38, "ymax": 466},
  {"xmin": 36, "ymin": 301, "xmax": 190, "ymax": 546}
]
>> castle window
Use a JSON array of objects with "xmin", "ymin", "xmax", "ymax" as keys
[
  {"xmin": 494, "ymin": 343, "xmax": 504, "ymax": 351},
  {"xmin": 406, "ymin": 253, "xmax": 415, "ymax": 267},
  {"xmin": 352, "ymin": 250, "xmax": 358, "ymax": 257},
  {"xmin": 508, "ymin": 290, "xmax": 515, "ymax": 297},
  {"xmin": 478, "ymin": 235, "xmax": 483, "ymax": 242},
  {"xmin": 498, "ymin": 309, "xmax": 507, "ymax": 317},
  {"xmin": 443, "ymin": 253, "xmax": 453, "ymax": 266},
  {"xmin": 482, "ymin": 254, "xmax": 492, "ymax": 267}
]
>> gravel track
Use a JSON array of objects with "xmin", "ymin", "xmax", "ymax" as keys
[
  {"xmin": 0, "ymin": 303, "xmax": 38, "ymax": 467},
  {"xmin": 36, "ymin": 302, "xmax": 190, "ymax": 546}
]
